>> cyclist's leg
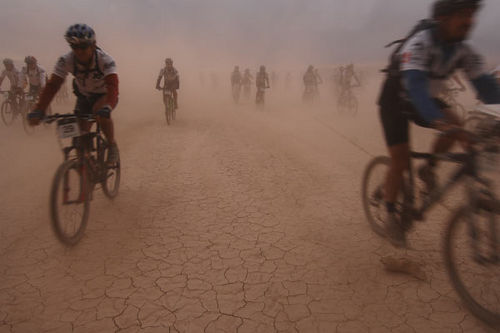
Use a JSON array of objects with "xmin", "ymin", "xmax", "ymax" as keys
[
  {"xmin": 172, "ymin": 89, "xmax": 178, "ymax": 109},
  {"xmin": 380, "ymin": 102, "xmax": 410, "ymax": 207},
  {"xmin": 385, "ymin": 143, "xmax": 410, "ymax": 204}
]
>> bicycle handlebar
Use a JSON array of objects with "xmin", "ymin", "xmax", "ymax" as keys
[{"xmin": 43, "ymin": 113, "xmax": 96, "ymax": 124}]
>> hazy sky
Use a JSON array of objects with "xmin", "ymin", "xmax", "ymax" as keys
[{"xmin": 1, "ymin": 0, "xmax": 499, "ymax": 68}]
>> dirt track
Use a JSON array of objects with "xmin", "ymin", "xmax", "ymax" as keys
[{"xmin": 0, "ymin": 84, "xmax": 496, "ymax": 332}]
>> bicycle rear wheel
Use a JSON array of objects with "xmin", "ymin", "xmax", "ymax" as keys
[
  {"xmin": 1, "ymin": 100, "xmax": 15, "ymax": 126},
  {"xmin": 50, "ymin": 159, "xmax": 90, "ymax": 245},
  {"xmin": 170, "ymin": 98, "xmax": 176, "ymax": 121},
  {"xmin": 444, "ymin": 205, "xmax": 500, "ymax": 328},
  {"xmin": 100, "ymin": 139, "xmax": 121, "ymax": 199}
]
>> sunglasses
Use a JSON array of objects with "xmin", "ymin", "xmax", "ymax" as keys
[{"xmin": 70, "ymin": 43, "xmax": 91, "ymax": 50}]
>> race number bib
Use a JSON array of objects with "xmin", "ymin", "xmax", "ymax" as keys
[{"xmin": 57, "ymin": 118, "xmax": 80, "ymax": 138}]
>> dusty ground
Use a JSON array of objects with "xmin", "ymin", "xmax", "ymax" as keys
[{"xmin": 0, "ymin": 78, "xmax": 496, "ymax": 332}]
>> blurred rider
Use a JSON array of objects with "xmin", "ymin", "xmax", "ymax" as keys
[
  {"xmin": 242, "ymin": 68, "xmax": 253, "ymax": 98},
  {"xmin": 156, "ymin": 58, "xmax": 180, "ymax": 109},
  {"xmin": 303, "ymin": 65, "xmax": 319, "ymax": 97},
  {"xmin": 231, "ymin": 66, "xmax": 242, "ymax": 102},
  {"xmin": 255, "ymin": 65, "xmax": 270, "ymax": 103},
  {"xmin": 0, "ymin": 58, "xmax": 23, "ymax": 109},
  {"xmin": 21, "ymin": 56, "xmax": 46, "ymax": 98},
  {"xmin": 378, "ymin": 0, "xmax": 500, "ymax": 247}
]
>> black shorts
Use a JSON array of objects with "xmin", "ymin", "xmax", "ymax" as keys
[
  {"xmin": 73, "ymin": 80, "xmax": 105, "ymax": 116},
  {"xmin": 378, "ymin": 76, "xmax": 447, "ymax": 147}
]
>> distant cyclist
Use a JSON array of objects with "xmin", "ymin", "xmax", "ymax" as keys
[
  {"xmin": 156, "ymin": 58, "xmax": 180, "ymax": 109},
  {"xmin": 0, "ymin": 58, "xmax": 24, "ymax": 110},
  {"xmin": 28, "ymin": 23, "xmax": 120, "ymax": 164},
  {"xmin": 256, "ymin": 66, "xmax": 270, "ymax": 104},
  {"xmin": 341, "ymin": 64, "xmax": 360, "ymax": 94},
  {"xmin": 378, "ymin": 0, "xmax": 500, "ymax": 247},
  {"xmin": 230, "ymin": 66, "xmax": 242, "ymax": 103},
  {"xmin": 21, "ymin": 56, "xmax": 46, "ymax": 98},
  {"xmin": 242, "ymin": 68, "xmax": 253, "ymax": 99},
  {"xmin": 303, "ymin": 65, "xmax": 319, "ymax": 101}
]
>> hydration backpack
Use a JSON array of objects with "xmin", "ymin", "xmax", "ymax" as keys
[{"xmin": 382, "ymin": 19, "xmax": 436, "ymax": 77}]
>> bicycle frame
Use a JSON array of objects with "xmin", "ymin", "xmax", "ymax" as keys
[{"xmin": 405, "ymin": 141, "xmax": 498, "ymax": 226}]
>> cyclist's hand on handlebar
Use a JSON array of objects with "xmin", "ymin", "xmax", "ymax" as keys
[{"xmin": 27, "ymin": 109, "xmax": 44, "ymax": 126}]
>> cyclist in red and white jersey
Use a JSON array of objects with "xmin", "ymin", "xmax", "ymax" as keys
[{"xmin": 28, "ymin": 24, "xmax": 119, "ymax": 164}]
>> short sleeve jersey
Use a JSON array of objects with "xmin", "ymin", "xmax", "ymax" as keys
[
  {"xmin": 303, "ymin": 71, "xmax": 316, "ymax": 85},
  {"xmin": 53, "ymin": 48, "xmax": 117, "ymax": 96},
  {"xmin": 158, "ymin": 67, "xmax": 179, "ymax": 83},
  {"xmin": 399, "ymin": 29, "xmax": 486, "ymax": 97},
  {"xmin": 0, "ymin": 68, "xmax": 22, "ymax": 89},
  {"xmin": 22, "ymin": 65, "xmax": 46, "ymax": 87},
  {"xmin": 256, "ymin": 72, "xmax": 268, "ymax": 88},
  {"xmin": 231, "ymin": 71, "xmax": 242, "ymax": 85}
]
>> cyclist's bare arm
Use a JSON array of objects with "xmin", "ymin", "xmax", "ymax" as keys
[
  {"xmin": 156, "ymin": 74, "xmax": 163, "ymax": 89},
  {"xmin": 34, "ymin": 74, "xmax": 64, "ymax": 113},
  {"xmin": 93, "ymin": 74, "xmax": 119, "ymax": 112}
]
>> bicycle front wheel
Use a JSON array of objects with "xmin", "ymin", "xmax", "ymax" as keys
[
  {"xmin": 444, "ymin": 205, "xmax": 500, "ymax": 327},
  {"xmin": 50, "ymin": 159, "xmax": 91, "ymax": 245},
  {"xmin": 1, "ymin": 100, "xmax": 15, "ymax": 126},
  {"xmin": 101, "ymin": 141, "xmax": 121, "ymax": 199}
]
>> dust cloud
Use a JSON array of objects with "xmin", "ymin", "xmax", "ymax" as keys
[{"xmin": 1, "ymin": 1, "xmax": 499, "ymax": 332}]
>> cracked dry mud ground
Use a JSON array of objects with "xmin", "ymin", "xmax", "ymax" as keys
[{"xmin": 0, "ymin": 92, "xmax": 496, "ymax": 332}]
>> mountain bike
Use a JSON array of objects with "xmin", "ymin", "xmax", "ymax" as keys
[
  {"xmin": 256, "ymin": 86, "xmax": 268, "ymax": 109},
  {"xmin": 44, "ymin": 113, "xmax": 120, "ymax": 245},
  {"xmin": 1, "ymin": 90, "xmax": 26, "ymax": 127},
  {"xmin": 162, "ymin": 89, "xmax": 176, "ymax": 125},
  {"xmin": 361, "ymin": 104, "xmax": 500, "ymax": 327},
  {"xmin": 337, "ymin": 87, "xmax": 358, "ymax": 116},
  {"xmin": 302, "ymin": 84, "xmax": 317, "ymax": 104},
  {"xmin": 232, "ymin": 84, "xmax": 241, "ymax": 104}
]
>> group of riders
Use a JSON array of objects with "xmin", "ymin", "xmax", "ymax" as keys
[
  {"xmin": 0, "ymin": 56, "xmax": 47, "ymax": 114},
  {"xmin": 225, "ymin": 63, "xmax": 362, "ymax": 106},
  {"xmin": 230, "ymin": 65, "xmax": 270, "ymax": 104},
  {"xmin": 0, "ymin": 2, "xmax": 499, "ymax": 248}
]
